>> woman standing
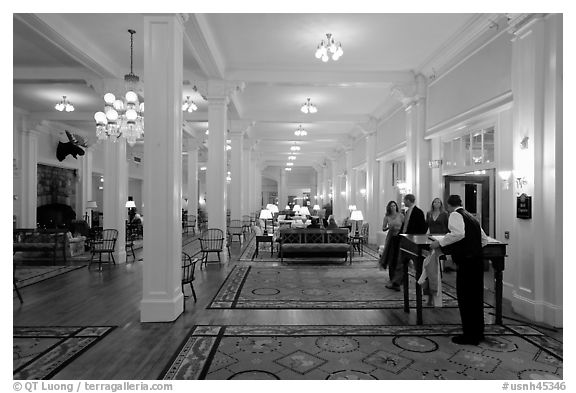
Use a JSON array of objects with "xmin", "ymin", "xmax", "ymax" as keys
[
  {"xmin": 426, "ymin": 198, "xmax": 449, "ymax": 234},
  {"xmin": 379, "ymin": 201, "xmax": 404, "ymax": 281}
]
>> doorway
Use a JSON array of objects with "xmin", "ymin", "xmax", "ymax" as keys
[{"xmin": 443, "ymin": 173, "xmax": 493, "ymax": 236}]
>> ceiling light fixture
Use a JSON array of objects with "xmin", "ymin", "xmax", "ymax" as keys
[
  {"xmin": 301, "ymin": 98, "xmax": 318, "ymax": 114},
  {"xmin": 315, "ymin": 33, "xmax": 343, "ymax": 62},
  {"xmin": 55, "ymin": 95, "xmax": 74, "ymax": 112},
  {"xmin": 182, "ymin": 96, "xmax": 197, "ymax": 112},
  {"xmin": 290, "ymin": 142, "xmax": 301, "ymax": 152},
  {"xmin": 286, "ymin": 162, "xmax": 294, "ymax": 166},
  {"xmin": 285, "ymin": 167, "xmax": 292, "ymax": 171},
  {"xmin": 94, "ymin": 29, "xmax": 144, "ymax": 146},
  {"xmin": 288, "ymin": 155, "xmax": 296, "ymax": 160},
  {"xmin": 294, "ymin": 125, "xmax": 308, "ymax": 137}
]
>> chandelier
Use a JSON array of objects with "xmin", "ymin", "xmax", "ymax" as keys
[
  {"xmin": 300, "ymin": 98, "xmax": 317, "ymax": 114},
  {"xmin": 182, "ymin": 96, "xmax": 197, "ymax": 112},
  {"xmin": 315, "ymin": 33, "xmax": 344, "ymax": 62},
  {"xmin": 288, "ymin": 155, "xmax": 296, "ymax": 160},
  {"xmin": 294, "ymin": 125, "xmax": 307, "ymax": 137},
  {"xmin": 55, "ymin": 95, "xmax": 74, "ymax": 112},
  {"xmin": 290, "ymin": 142, "xmax": 301, "ymax": 152},
  {"xmin": 94, "ymin": 29, "xmax": 144, "ymax": 146}
]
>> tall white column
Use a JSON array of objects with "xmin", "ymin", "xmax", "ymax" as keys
[
  {"xmin": 229, "ymin": 128, "xmax": 244, "ymax": 221},
  {"xmin": 141, "ymin": 14, "xmax": 184, "ymax": 322},
  {"xmin": 365, "ymin": 131, "xmax": 379, "ymax": 243},
  {"xmin": 509, "ymin": 14, "xmax": 562, "ymax": 326},
  {"xmin": 315, "ymin": 166, "xmax": 323, "ymax": 207},
  {"xmin": 103, "ymin": 137, "xmax": 127, "ymax": 263},
  {"xmin": 322, "ymin": 163, "xmax": 330, "ymax": 208},
  {"xmin": 19, "ymin": 129, "xmax": 39, "ymax": 228},
  {"xmin": 243, "ymin": 145, "xmax": 252, "ymax": 215},
  {"xmin": 279, "ymin": 168, "xmax": 288, "ymax": 209},
  {"xmin": 186, "ymin": 139, "xmax": 199, "ymax": 225},
  {"xmin": 249, "ymin": 153, "xmax": 256, "ymax": 212},
  {"xmin": 206, "ymin": 92, "xmax": 228, "ymax": 234},
  {"xmin": 79, "ymin": 149, "xmax": 93, "ymax": 223}
]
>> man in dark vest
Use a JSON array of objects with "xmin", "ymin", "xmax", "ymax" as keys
[
  {"xmin": 431, "ymin": 194, "xmax": 488, "ymax": 345},
  {"xmin": 385, "ymin": 193, "xmax": 428, "ymax": 291}
]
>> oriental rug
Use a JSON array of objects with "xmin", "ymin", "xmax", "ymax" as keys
[
  {"xmin": 14, "ymin": 265, "xmax": 86, "ymax": 289},
  {"xmin": 238, "ymin": 234, "xmax": 380, "ymax": 263},
  {"xmin": 207, "ymin": 265, "xmax": 460, "ymax": 309},
  {"xmin": 160, "ymin": 324, "xmax": 563, "ymax": 380},
  {"xmin": 13, "ymin": 326, "xmax": 116, "ymax": 380}
]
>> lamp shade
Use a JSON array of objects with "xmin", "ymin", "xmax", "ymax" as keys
[
  {"xmin": 293, "ymin": 204, "xmax": 301, "ymax": 212},
  {"xmin": 266, "ymin": 204, "xmax": 279, "ymax": 214},
  {"xmin": 285, "ymin": 205, "xmax": 290, "ymax": 210},
  {"xmin": 125, "ymin": 200, "xmax": 136, "ymax": 208},
  {"xmin": 313, "ymin": 204, "xmax": 320, "ymax": 210},
  {"xmin": 299, "ymin": 206, "xmax": 310, "ymax": 216},
  {"xmin": 350, "ymin": 210, "xmax": 364, "ymax": 221},
  {"xmin": 259, "ymin": 209, "xmax": 273, "ymax": 220},
  {"xmin": 86, "ymin": 201, "xmax": 98, "ymax": 209}
]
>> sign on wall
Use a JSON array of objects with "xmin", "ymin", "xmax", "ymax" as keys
[{"xmin": 516, "ymin": 193, "xmax": 532, "ymax": 219}]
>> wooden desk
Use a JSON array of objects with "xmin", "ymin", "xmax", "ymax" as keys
[
  {"xmin": 252, "ymin": 235, "xmax": 274, "ymax": 260},
  {"xmin": 398, "ymin": 234, "xmax": 507, "ymax": 325}
]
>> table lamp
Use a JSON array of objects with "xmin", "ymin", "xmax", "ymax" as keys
[
  {"xmin": 85, "ymin": 201, "xmax": 98, "ymax": 227},
  {"xmin": 259, "ymin": 209, "xmax": 273, "ymax": 235},
  {"xmin": 126, "ymin": 200, "xmax": 136, "ymax": 222},
  {"xmin": 350, "ymin": 209, "xmax": 364, "ymax": 235},
  {"xmin": 293, "ymin": 204, "xmax": 301, "ymax": 213},
  {"xmin": 299, "ymin": 206, "xmax": 310, "ymax": 217},
  {"xmin": 313, "ymin": 204, "xmax": 320, "ymax": 213}
]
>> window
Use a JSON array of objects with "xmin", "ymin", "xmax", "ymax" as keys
[{"xmin": 443, "ymin": 126, "xmax": 495, "ymax": 171}]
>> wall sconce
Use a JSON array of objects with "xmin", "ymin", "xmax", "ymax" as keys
[
  {"xmin": 498, "ymin": 171, "xmax": 512, "ymax": 190},
  {"xmin": 359, "ymin": 188, "xmax": 367, "ymax": 197},
  {"xmin": 396, "ymin": 181, "xmax": 410, "ymax": 195},
  {"xmin": 348, "ymin": 204, "xmax": 357, "ymax": 212},
  {"xmin": 428, "ymin": 159, "xmax": 443, "ymax": 169},
  {"xmin": 520, "ymin": 136, "xmax": 529, "ymax": 149},
  {"xmin": 340, "ymin": 191, "xmax": 346, "ymax": 197},
  {"xmin": 515, "ymin": 176, "xmax": 528, "ymax": 190}
]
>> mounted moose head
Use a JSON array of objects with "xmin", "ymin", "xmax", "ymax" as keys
[{"xmin": 56, "ymin": 130, "xmax": 88, "ymax": 161}]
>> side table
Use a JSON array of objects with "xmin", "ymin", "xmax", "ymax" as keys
[{"xmin": 252, "ymin": 235, "xmax": 274, "ymax": 260}]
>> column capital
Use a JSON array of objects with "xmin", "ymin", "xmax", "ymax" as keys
[
  {"xmin": 506, "ymin": 13, "xmax": 546, "ymax": 38},
  {"xmin": 206, "ymin": 79, "xmax": 245, "ymax": 102},
  {"xmin": 230, "ymin": 120, "xmax": 255, "ymax": 136},
  {"xmin": 391, "ymin": 80, "xmax": 425, "ymax": 109},
  {"xmin": 358, "ymin": 116, "xmax": 379, "ymax": 136}
]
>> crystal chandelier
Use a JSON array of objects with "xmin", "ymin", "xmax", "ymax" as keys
[
  {"xmin": 300, "ymin": 98, "xmax": 317, "ymax": 114},
  {"xmin": 182, "ymin": 96, "xmax": 197, "ymax": 112},
  {"xmin": 94, "ymin": 29, "xmax": 144, "ymax": 146},
  {"xmin": 55, "ymin": 96, "xmax": 74, "ymax": 112},
  {"xmin": 288, "ymin": 155, "xmax": 296, "ymax": 160},
  {"xmin": 315, "ymin": 33, "xmax": 343, "ymax": 62},
  {"xmin": 290, "ymin": 142, "xmax": 301, "ymax": 152},
  {"xmin": 294, "ymin": 125, "xmax": 307, "ymax": 137}
]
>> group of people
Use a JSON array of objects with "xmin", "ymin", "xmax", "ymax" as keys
[{"xmin": 379, "ymin": 193, "xmax": 488, "ymax": 346}]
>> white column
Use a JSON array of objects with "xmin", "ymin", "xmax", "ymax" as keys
[
  {"xmin": 103, "ymin": 137, "xmax": 127, "ymax": 263},
  {"xmin": 229, "ymin": 128, "xmax": 244, "ymax": 221},
  {"xmin": 186, "ymin": 139, "xmax": 199, "ymax": 225},
  {"xmin": 322, "ymin": 163, "xmax": 330, "ymax": 207},
  {"xmin": 279, "ymin": 168, "xmax": 287, "ymax": 209},
  {"xmin": 330, "ymin": 158, "xmax": 340, "ymax": 220},
  {"xmin": 249, "ymin": 153, "xmax": 256, "ymax": 212},
  {"xmin": 141, "ymin": 14, "xmax": 184, "ymax": 322},
  {"xmin": 79, "ymin": 149, "xmax": 93, "ymax": 223},
  {"xmin": 365, "ymin": 131, "xmax": 379, "ymax": 244},
  {"xmin": 509, "ymin": 14, "xmax": 562, "ymax": 326},
  {"xmin": 206, "ymin": 92, "xmax": 228, "ymax": 234},
  {"xmin": 243, "ymin": 144, "xmax": 252, "ymax": 215},
  {"xmin": 19, "ymin": 129, "xmax": 39, "ymax": 228},
  {"xmin": 315, "ymin": 166, "xmax": 323, "ymax": 207}
]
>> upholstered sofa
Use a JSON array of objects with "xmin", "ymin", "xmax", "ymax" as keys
[
  {"xmin": 278, "ymin": 228, "xmax": 352, "ymax": 264},
  {"xmin": 13, "ymin": 229, "xmax": 68, "ymax": 264}
]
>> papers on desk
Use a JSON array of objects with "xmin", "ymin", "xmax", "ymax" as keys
[{"xmin": 429, "ymin": 235, "xmax": 445, "ymax": 242}]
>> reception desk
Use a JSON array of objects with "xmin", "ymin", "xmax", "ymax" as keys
[{"xmin": 398, "ymin": 234, "xmax": 507, "ymax": 325}]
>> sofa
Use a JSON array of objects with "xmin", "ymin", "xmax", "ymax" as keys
[
  {"xmin": 278, "ymin": 228, "xmax": 352, "ymax": 264},
  {"xmin": 13, "ymin": 228, "xmax": 68, "ymax": 264}
]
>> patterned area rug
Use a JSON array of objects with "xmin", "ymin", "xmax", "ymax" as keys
[
  {"xmin": 160, "ymin": 324, "xmax": 563, "ymax": 380},
  {"xmin": 13, "ymin": 326, "xmax": 116, "ymax": 379},
  {"xmin": 208, "ymin": 265, "xmax": 460, "ymax": 309},
  {"xmin": 14, "ymin": 265, "xmax": 86, "ymax": 288},
  {"xmin": 238, "ymin": 234, "xmax": 380, "ymax": 263}
]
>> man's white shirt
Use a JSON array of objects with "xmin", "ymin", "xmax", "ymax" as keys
[{"xmin": 439, "ymin": 207, "xmax": 488, "ymax": 247}]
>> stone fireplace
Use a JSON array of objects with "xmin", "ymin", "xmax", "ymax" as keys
[{"xmin": 37, "ymin": 164, "xmax": 78, "ymax": 228}]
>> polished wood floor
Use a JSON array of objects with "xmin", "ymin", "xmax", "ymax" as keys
[{"xmin": 13, "ymin": 236, "xmax": 561, "ymax": 380}]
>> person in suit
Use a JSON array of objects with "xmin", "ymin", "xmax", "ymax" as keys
[
  {"xmin": 431, "ymin": 194, "xmax": 488, "ymax": 345},
  {"xmin": 385, "ymin": 193, "xmax": 428, "ymax": 291},
  {"xmin": 307, "ymin": 217, "xmax": 322, "ymax": 229},
  {"xmin": 326, "ymin": 215, "xmax": 339, "ymax": 229}
]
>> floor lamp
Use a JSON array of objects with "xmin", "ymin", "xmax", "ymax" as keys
[{"xmin": 85, "ymin": 201, "xmax": 97, "ymax": 228}]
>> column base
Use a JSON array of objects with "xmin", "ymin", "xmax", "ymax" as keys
[
  {"xmin": 140, "ymin": 293, "xmax": 184, "ymax": 322},
  {"xmin": 113, "ymin": 250, "xmax": 127, "ymax": 264}
]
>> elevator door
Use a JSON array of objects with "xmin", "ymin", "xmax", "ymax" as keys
[{"xmin": 444, "ymin": 175, "xmax": 491, "ymax": 235}]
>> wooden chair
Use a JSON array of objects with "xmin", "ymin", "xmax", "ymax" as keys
[
  {"xmin": 125, "ymin": 223, "xmax": 137, "ymax": 263},
  {"xmin": 360, "ymin": 223, "xmax": 369, "ymax": 245},
  {"xmin": 89, "ymin": 229, "xmax": 118, "ymax": 270},
  {"xmin": 198, "ymin": 228, "xmax": 224, "ymax": 269},
  {"xmin": 241, "ymin": 215, "xmax": 251, "ymax": 239},
  {"xmin": 183, "ymin": 214, "xmax": 197, "ymax": 235},
  {"xmin": 228, "ymin": 219, "xmax": 243, "ymax": 243},
  {"xmin": 181, "ymin": 252, "xmax": 197, "ymax": 308}
]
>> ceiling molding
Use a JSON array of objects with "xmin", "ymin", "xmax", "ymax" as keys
[
  {"xmin": 13, "ymin": 66, "xmax": 98, "ymax": 82},
  {"xmin": 416, "ymin": 13, "xmax": 504, "ymax": 81},
  {"xmin": 16, "ymin": 14, "xmax": 123, "ymax": 79},
  {"xmin": 227, "ymin": 69, "xmax": 413, "ymax": 86},
  {"xmin": 183, "ymin": 14, "xmax": 226, "ymax": 79}
]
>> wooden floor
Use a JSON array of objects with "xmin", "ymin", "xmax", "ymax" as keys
[{"xmin": 13, "ymin": 235, "xmax": 561, "ymax": 380}]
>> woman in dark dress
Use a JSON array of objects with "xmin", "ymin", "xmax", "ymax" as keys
[
  {"xmin": 379, "ymin": 201, "xmax": 404, "ymax": 279},
  {"xmin": 426, "ymin": 198, "xmax": 449, "ymax": 234}
]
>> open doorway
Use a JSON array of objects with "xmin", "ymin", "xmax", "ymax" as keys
[{"xmin": 443, "ymin": 171, "xmax": 494, "ymax": 236}]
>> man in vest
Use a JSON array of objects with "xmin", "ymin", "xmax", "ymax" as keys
[{"xmin": 431, "ymin": 194, "xmax": 488, "ymax": 345}]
